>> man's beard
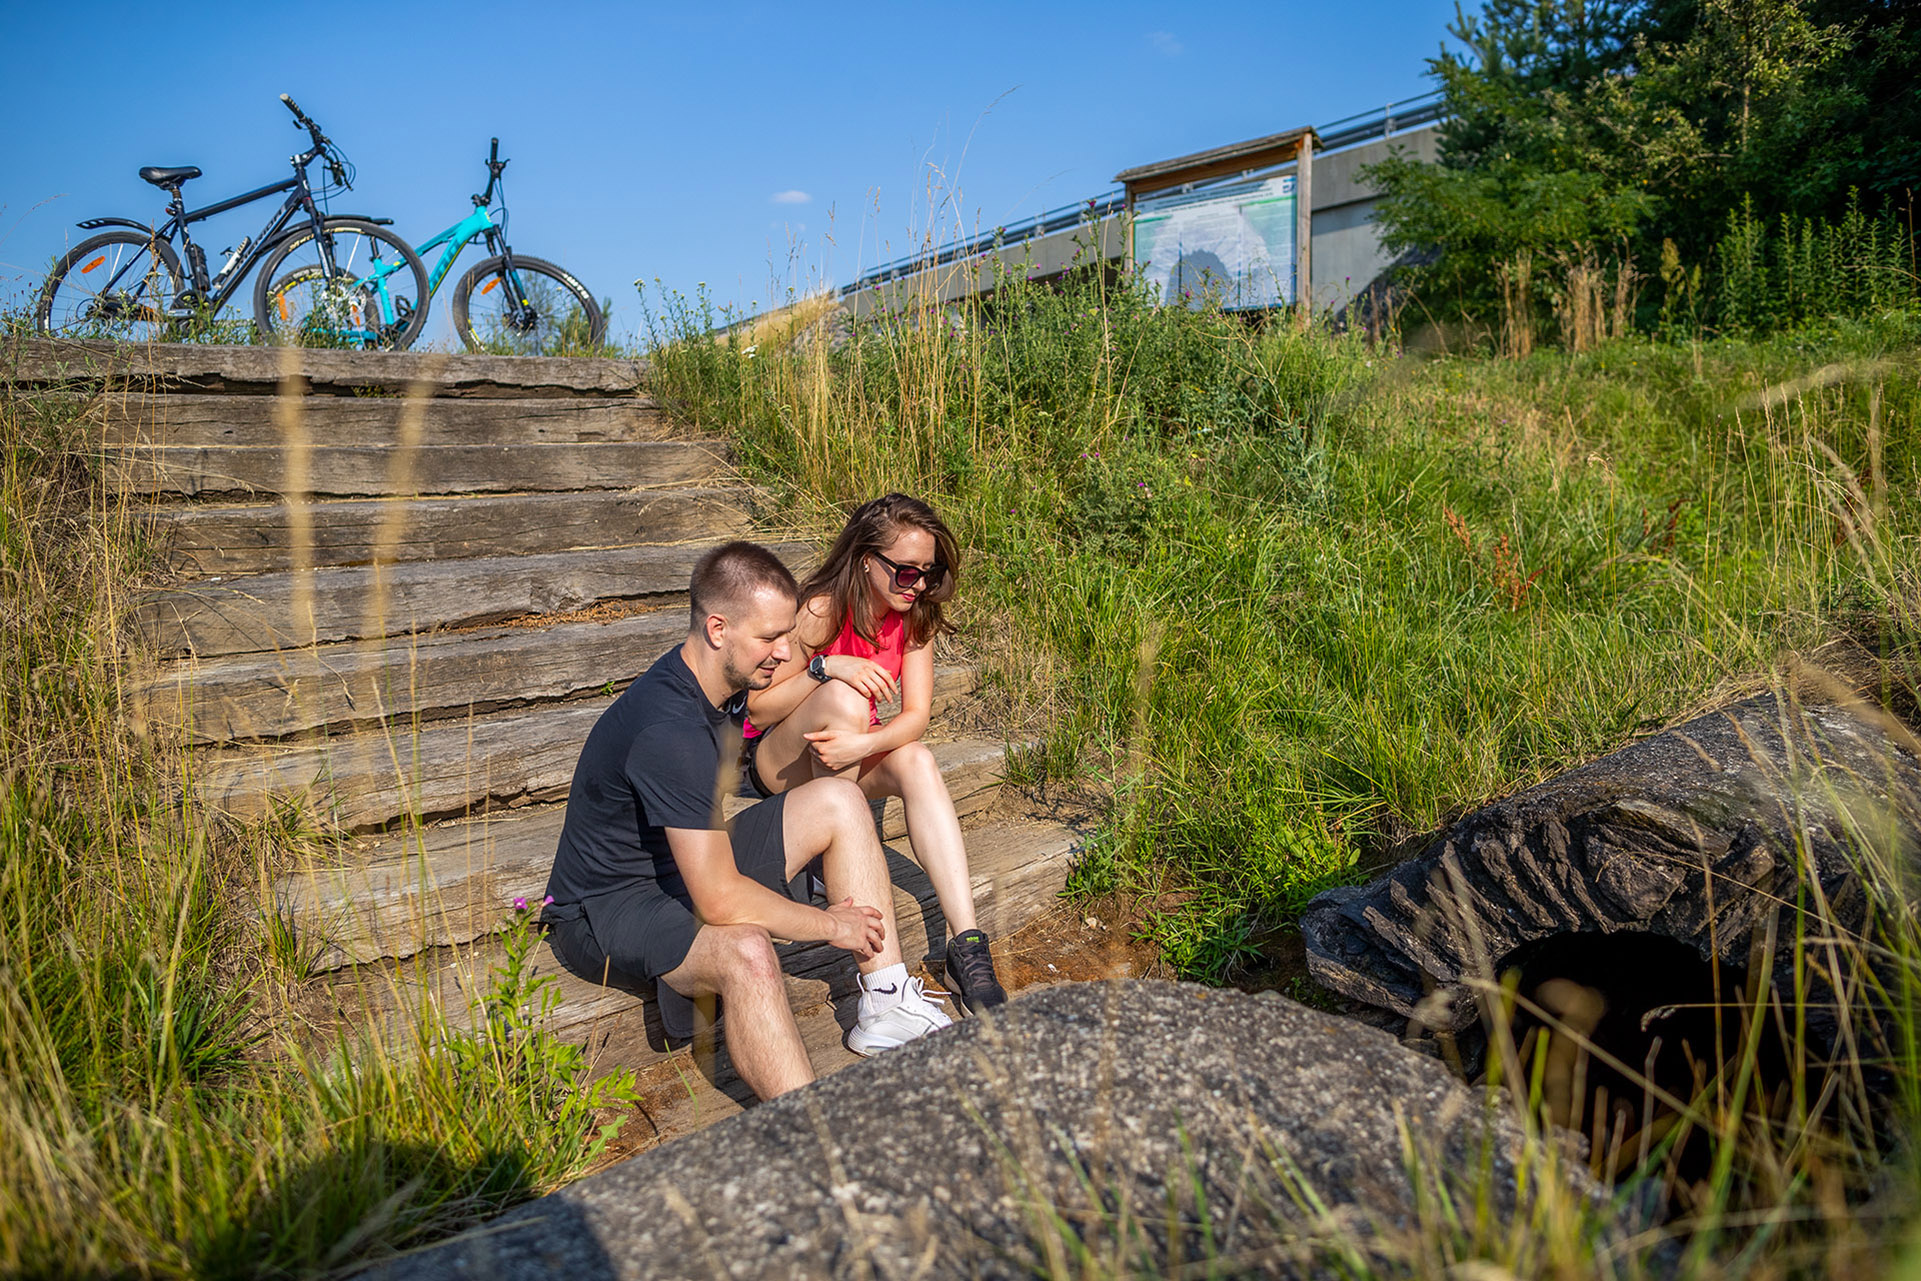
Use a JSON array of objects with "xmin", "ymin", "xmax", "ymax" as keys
[{"xmin": 722, "ymin": 653, "xmax": 775, "ymax": 692}]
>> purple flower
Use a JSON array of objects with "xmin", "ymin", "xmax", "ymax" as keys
[{"xmin": 513, "ymin": 896, "xmax": 528, "ymax": 910}]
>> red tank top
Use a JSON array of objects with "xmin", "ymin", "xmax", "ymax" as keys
[
  {"xmin": 819, "ymin": 609, "xmax": 905, "ymax": 727},
  {"xmin": 744, "ymin": 609, "xmax": 907, "ymax": 737}
]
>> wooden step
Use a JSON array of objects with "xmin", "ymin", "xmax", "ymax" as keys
[
  {"xmin": 132, "ymin": 538, "xmax": 762, "ymax": 658},
  {"xmin": 271, "ymin": 687, "xmax": 992, "ymax": 967},
  {"xmin": 143, "ymin": 583, "xmax": 936, "ymax": 744},
  {"xmin": 202, "ymin": 700, "xmax": 1007, "ymax": 833},
  {"xmin": 304, "ymin": 819, "xmax": 1080, "ymax": 1068},
  {"xmin": 85, "ymin": 394, "xmax": 673, "ymax": 447},
  {"xmin": 5, "ymin": 336, "xmax": 645, "ymax": 396},
  {"xmin": 145, "ymin": 487, "xmax": 757, "ymax": 575},
  {"xmin": 110, "ymin": 440, "xmax": 726, "ymax": 498},
  {"xmin": 141, "ymin": 610, "xmax": 687, "ymax": 744}
]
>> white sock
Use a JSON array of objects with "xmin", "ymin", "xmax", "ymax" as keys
[{"xmin": 859, "ymin": 963, "xmax": 909, "ymax": 1012}]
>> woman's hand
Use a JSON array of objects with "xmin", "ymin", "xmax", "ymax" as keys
[
  {"xmin": 822, "ymin": 654, "xmax": 899, "ymax": 705},
  {"xmin": 803, "ymin": 727, "xmax": 876, "ymax": 772}
]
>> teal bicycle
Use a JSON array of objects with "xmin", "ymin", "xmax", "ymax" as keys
[{"xmin": 262, "ymin": 138, "xmax": 604, "ymax": 353}]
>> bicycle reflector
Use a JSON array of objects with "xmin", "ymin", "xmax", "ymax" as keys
[
  {"xmin": 480, "ymin": 278, "xmax": 500, "ymax": 295},
  {"xmin": 82, "ymin": 257, "xmax": 106, "ymax": 274}
]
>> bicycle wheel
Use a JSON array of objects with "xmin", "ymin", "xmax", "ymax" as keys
[
  {"xmin": 35, "ymin": 230, "xmax": 185, "ymax": 343},
  {"xmin": 450, "ymin": 254, "xmax": 605, "ymax": 355},
  {"xmin": 253, "ymin": 218, "xmax": 429, "ymax": 350}
]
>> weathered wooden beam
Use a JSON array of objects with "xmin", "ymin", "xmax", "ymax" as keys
[
  {"xmin": 108, "ymin": 440, "xmax": 727, "ymax": 497},
  {"xmin": 73, "ymin": 394, "xmax": 671, "ymax": 447},
  {"xmin": 144, "ymin": 487, "xmax": 757, "ymax": 575},
  {"xmin": 3, "ymin": 335, "xmax": 646, "ymax": 396},
  {"xmin": 131, "ymin": 535, "xmax": 770, "ymax": 657}
]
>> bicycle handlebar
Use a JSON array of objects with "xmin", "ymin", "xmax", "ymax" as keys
[
  {"xmin": 473, "ymin": 138, "xmax": 508, "ymax": 206},
  {"xmin": 280, "ymin": 94, "xmax": 350, "ymax": 189},
  {"xmin": 279, "ymin": 93, "xmax": 331, "ymax": 147}
]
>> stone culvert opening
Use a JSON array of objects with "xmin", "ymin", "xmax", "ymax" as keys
[
  {"xmin": 1492, "ymin": 930, "xmax": 1802, "ymax": 1189},
  {"xmin": 1303, "ymin": 690, "xmax": 1920, "ymax": 1206}
]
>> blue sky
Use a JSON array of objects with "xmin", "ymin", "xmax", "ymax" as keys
[{"xmin": 0, "ymin": 1, "xmax": 1461, "ymax": 345}]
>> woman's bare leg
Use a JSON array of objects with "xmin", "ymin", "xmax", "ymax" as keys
[
  {"xmin": 755, "ymin": 684, "xmax": 983, "ymax": 935},
  {"xmin": 859, "ymin": 740, "xmax": 978, "ymax": 935},
  {"xmin": 753, "ymin": 679, "xmax": 871, "ymax": 789}
]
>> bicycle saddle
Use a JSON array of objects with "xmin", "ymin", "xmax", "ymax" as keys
[{"xmin": 138, "ymin": 166, "xmax": 202, "ymax": 187}]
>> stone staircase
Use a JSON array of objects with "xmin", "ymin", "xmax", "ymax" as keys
[{"xmin": 6, "ymin": 336, "xmax": 1078, "ymax": 1138}]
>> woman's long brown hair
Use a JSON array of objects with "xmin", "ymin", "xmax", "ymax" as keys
[{"xmin": 800, "ymin": 493, "xmax": 960, "ymax": 649}]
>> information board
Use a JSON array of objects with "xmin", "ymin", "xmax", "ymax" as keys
[{"xmin": 1131, "ymin": 174, "xmax": 1296, "ymax": 310}]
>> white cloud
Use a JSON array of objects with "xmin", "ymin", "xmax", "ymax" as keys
[
  {"xmin": 1148, "ymin": 30, "xmax": 1182, "ymax": 56},
  {"xmin": 771, "ymin": 189, "xmax": 812, "ymax": 205}
]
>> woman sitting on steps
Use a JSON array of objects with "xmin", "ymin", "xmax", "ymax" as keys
[{"xmin": 742, "ymin": 492, "xmax": 1008, "ymax": 1031}]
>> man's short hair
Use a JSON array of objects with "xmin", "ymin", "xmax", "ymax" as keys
[{"xmin": 689, "ymin": 541, "xmax": 798, "ymax": 629}]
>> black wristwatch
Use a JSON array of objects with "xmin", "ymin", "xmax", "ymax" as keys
[{"xmin": 807, "ymin": 653, "xmax": 832, "ymax": 683}]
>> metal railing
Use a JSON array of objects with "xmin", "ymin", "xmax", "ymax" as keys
[
  {"xmin": 840, "ymin": 89, "xmax": 1446, "ymax": 298},
  {"xmin": 841, "ymin": 190, "xmax": 1127, "ymax": 296},
  {"xmin": 1315, "ymin": 90, "xmax": 1446, "ymax": 153}
]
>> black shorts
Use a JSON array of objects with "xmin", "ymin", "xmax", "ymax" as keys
[
  {"xmin": 739, "ymin": 730, "xmax": 775, "ymax": 799},
  {"xmin": 545, "ymin": 793, "xmax": 800, "ymax": 1040}
]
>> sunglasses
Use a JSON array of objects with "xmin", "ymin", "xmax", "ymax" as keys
[{"xmin": 870, "ymin": 550, "xmax": 947, "ymax": 591}]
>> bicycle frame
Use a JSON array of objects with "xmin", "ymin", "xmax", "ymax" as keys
[
  {"xmin": 88, "ymin": 149, "xmax": 406, "ymax": 341},
  {"xmin": 413, "ymin": 204, "xmax": 503, "ymax": 300}
]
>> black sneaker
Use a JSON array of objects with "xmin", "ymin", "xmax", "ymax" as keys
[{"xmin": 946, "ymin": 929, "xmax": 1007, "ymax": 1014}]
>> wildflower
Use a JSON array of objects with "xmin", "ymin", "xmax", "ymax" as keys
[{"xmin": 513, "ymin": 896, "xmax": 528, "ymax": 910}]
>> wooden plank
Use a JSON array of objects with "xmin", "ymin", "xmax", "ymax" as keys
[
  {"xmin": 145, "ymin": 599, "xmax": 955, "ymax": 745},
  {"xmin": 109, "ymin": 440, "xmax": 727, "ymax": 497},
  {"xmin": 3, "ymin": 335, "xmax": 646, "ymax": 396},
  {"xmin": 140, "ymin": 610, "xmax": 686, "ymax": 744},
  {"xmin": 78, "ymin": 394, "xmax": 672, "ymax": 447},
  {"xmin": 304, "ymin": 820, "xmax": 1080, "ymax": 1072},
  {"xmin": 144, "ymin": 487, "xmax": 759, "ymax": 575},
  {"xmin": 131, "ymin": 535, "xmax": 777, "ymax": 658},
  {"xmin": 269, "ymin": 666, "xmax": 987, "ymax": 966},
  {"xmin": 200, "ymin": 699, "xmax": 1010, "ymax": 832},
  {"xmin": 1296, "ymin": 133, "xmax": 1314, "ymax": 319}
]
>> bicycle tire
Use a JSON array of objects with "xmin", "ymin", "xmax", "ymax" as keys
[
  {"xmin": 35, "ymin": 230, "xmax": 186, "ymax": 344},
  {"xmin": 450, "ymin": 254, "xmax": 606, "ymax": 355},
  {"xmin": 253, "ymin": 218, "xmax": 429, "ymax": 350}
]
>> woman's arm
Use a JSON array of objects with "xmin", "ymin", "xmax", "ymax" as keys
[
  {"xmin": 745, "ymin": 596, "xmax": 847, "ymax": 729},
  {"xmin": 805, "ymin": 641, "xmax": 933, "ymax": 769}
]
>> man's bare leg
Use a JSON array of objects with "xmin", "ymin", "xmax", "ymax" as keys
[
  {"xmin": 781, "ymin": 776, "xmax": 904, "ymax": 974},
  {"xmin": 659, "ymin": 923, "xmax": 812, "ymax": 1099}
]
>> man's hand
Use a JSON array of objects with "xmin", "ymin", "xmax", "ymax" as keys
[
  {"xmin": 803, "ymin": 727, "xmax": 875, "ymax": 772},
  {"xmin": 825, "ymin": 896, "xmax": 885, "ymax": 959},
  {"xmin": 823, "ymin": 654, "xmax": 899, "ymax": 705}
]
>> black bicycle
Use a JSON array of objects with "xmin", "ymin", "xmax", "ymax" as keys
[
  {"xmin": 35, "ymin": 95, "xmax": 429, "ymax": 349},
  {"xmin": 266, "ymin": 137, "xmax": 607, "ymax": 355}
]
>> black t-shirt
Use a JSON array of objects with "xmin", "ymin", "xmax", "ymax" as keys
[{"xmin": 544, "ymin": 645, "xmax": 746, "ymax": 906}]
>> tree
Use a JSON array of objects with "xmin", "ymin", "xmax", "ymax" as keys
[{"xmin": 1369, "ymin": 0, "xmax": 1920, "ymax": 342}]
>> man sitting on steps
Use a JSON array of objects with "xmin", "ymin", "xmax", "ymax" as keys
[{"xmin": 540, "ymin": 541, "xmax": 952, "ymax": 1100}]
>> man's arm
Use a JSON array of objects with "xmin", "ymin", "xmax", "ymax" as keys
[{"xmin": 666, "ymin": 827, "xmax": 884, "ymax": 957}]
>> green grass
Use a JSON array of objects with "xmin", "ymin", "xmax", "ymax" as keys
[
  {"xmin": 641, "ymin": 268, "xmax": 1921, "ymax": 1268},
  {"xmin": 3, "ymin": 253, "xmax": 1918, "ymax": 1273},
  {"xmin": 645, "ymin": 267, "xmax": 1919, "ymax": 986}
]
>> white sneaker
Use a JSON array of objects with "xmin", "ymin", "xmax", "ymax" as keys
[{"xmin": 846, "ymin": 976, "xmax": 953, "ymax": 1056}]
